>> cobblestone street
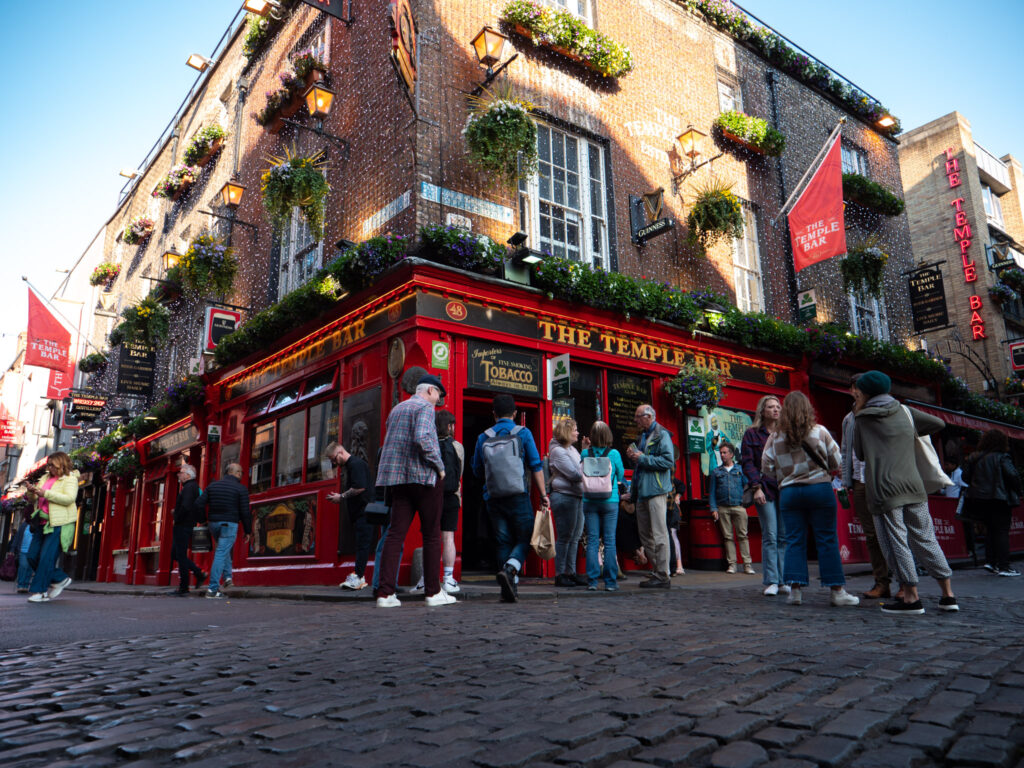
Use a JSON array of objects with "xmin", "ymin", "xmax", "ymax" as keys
[{"xmin": 2, "ymin": 568, "xmax": 1023, "ymax": 768}]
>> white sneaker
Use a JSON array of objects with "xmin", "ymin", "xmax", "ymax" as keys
[
  {"xmin": 409, "ymin": 579, "xmax": 425, "ymax": 594},
  {"xmin": 47, "ymin": 577, "xmax": 72, "ymax": 600},
  {"xmin": 778, "ymin": 584, "xmax": 792, "ymax": 595},
  {"xmin": 442, "ymin": 576, "xmax": 460, "ymax": 593},
  {"xmin": 830, "ymin": 588, "xmax": 860, "ymax": 607},
  {"xmin": 376, "ymin": 594, "xmax": 401, "ymax": 608},
  {"xmin": 340, "ymin": 573, "xmax": 367, "ymax": 590},
  {"xmin": 787, "ymin": 586, "xmax": 802, "ymax": 605},
  {"xmin": 27, "ymin": 593, "xmax": 49, "ymax": 603},
  {"xmin": 425, "ymin": 590, "xmax": 456, "ymax": 606},
  {"xmin": 725, "ymin": 564, "xmax": 736, "ymax": 574},
  {"xmin": 763, "ymin": 584, "xmax": 779, "ymax": 596}
]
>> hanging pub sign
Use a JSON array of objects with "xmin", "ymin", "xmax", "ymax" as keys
[
  {"xmin": 117, "ymin": 341, "xmax": 156, "ymax": 396},
  {"xmin": 0, "ymin": 418, "xmax": 19, "ymax": 445},
  {"xmin": 68, "ymin": 395, "xmax": 106, "ymax": 422},
  {"xmin": 468, "ymin": 342, "xmax": 542, "ymax": 397},
  {"xmin": 548, "ymin": 353, "xmax": 570, "ymax": 399},
  {"xmin": 907, "ymin": 266, "xmax": 950, "ymax": 333},
  {"xmin": 1010, "ymin": 341, "xmax": 1024, "ymax": 372},
  {"xmin": 389, "ymin": 0, "xmax": 416, "ymax": 93},
  {"xmin": 204, "ymin": 307, "xmax": 242, "ymax": 352},
  {"xmin": 298, "ymin": 0, "xmax": 352, "ymax": 23},
  {"xmin": 797, "ymin": 289, "xmax": 818, "ymax": 323},
  {"xmin": 629, "ymin": 191, "xmax": 674, "ymax": 245}
]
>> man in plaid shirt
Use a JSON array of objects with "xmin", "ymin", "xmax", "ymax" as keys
[{"xmin": 374, "ymin": 374, "xmax": 455, "ymax": 608}]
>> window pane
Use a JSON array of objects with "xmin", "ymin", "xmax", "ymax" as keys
[
  {"xmin": 247, "ymin": 394, "xmax": 273, "ymax": 418},
  {"xmin": 250, "ymin": 423, "xmax": 275, "ymax": 493},
  {"xmin": 588, "ymin": 141, "xmax": 601, "ymax": 179},
  {"xmin": 539, "ymin": 163, "xmax": 551, "ymax": 201},
  {"xmin": 302, "ymin": 369, "xmax": 336, "ymax": 399},
  {"xmin": 275, "ymin": 411, "xmax": 305, "ymax": 487},
  {"xmin": 271, "ymin": 385, "xmax": 301, "ymax": 412},
  {"xmin": 538, "ymin": 125, "xmax": 550, "ymax": 162},
  {"xmin": 565, "ymin": 136, "xmax": 578, "ymax": 173},
  {"xmin": 306, "ymin": 398, "xmax": 340, "ymax": 482},
  {"xmin": 552, "ymin": 131, "xmax": 564, "ymax": 169},
  {"xmin": 590, "ymin": 179, "xmax": 602, "ymax": 217}
]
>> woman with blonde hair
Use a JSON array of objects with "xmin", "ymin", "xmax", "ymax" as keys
[
  {"xmin": 549, "ymin": 418, "xmax": 585, "ymax": 587},
  {"xmin": 741, "ymin": 394, "xmax": 787, "ymax": 596},
  {"xmin": 762, "ymin": 392, "xmax": 858, "ymax": 608},
  {"xmin": 24, "ymin": 452, "xmax": 79, "ymax": 603}
]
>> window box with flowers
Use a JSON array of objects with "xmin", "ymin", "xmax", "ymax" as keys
[
  {"xmin": 153, "ymin": 164, "xmax": 200, "ymax": 201},
  {"xmin": 106, "ymin": 446, "xmax": 141, "ymax": 480},
  {"xmin": 179, "ymin": 233, "xmax": 238, "ymax": 296},
  {"xmin": 182, "ymin": 124, "xmax": 227, "ymax": 167},
  {"xmin": 78, "ymin": 352, "xmax": 109, "ymax": 374},
  {"xmin": 261, "ymin": 148, "xmax": 330, "ymax": 241},
  {"xmin": 686, "ymin": 178, "xmax": 744, "ymax": 255},
  {"xmin": 664, "ymin": 362, "xmax": 727, "ymax": 413},
  {"xmin": 989, "ymin": 282, "xmax": 1018, "ymax": 307},
  {"xmin": 501, "ymin": 0, "xmax": 634, "ymax": 79},
  {"xmin": 122, "ymin": 216, "xmax": 155, "ymax": 245},
  {"xmin": 120, "ymin": 296, "xmax": 171, "ymax": 347},
  {"xmin": 419, "ymin": 224, "xmax": 507, "ymax": 275},
  {"xmin": 713, "ymin": 111, "xmax": 786, "ymax": 157},
  {"xmin": 463, "ymin": 88, "xmax": 538, "ymax": 187},
  {"xmin": 291, "ymin": 49, "xmax": 328, "ymax": 87},
  {"xmin": 89, "ymin": 262, "xmax": 121, "ymax": 290},
  {"xmin": 840, "ymin": 245, "xmax": 889, "ymax": 299},
  {"xmin": 253, "ymin": 53, "xmax": 326, "ymax": 134},
  {"xmin": 841, "ymin": 173, "xmax": 905, "ymax": 216}
]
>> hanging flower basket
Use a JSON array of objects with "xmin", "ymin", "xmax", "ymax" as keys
[
  {"xmin": 664, "ymin": 362, "xmax": 727, "ymax": 413},
  {"xmin": 989, "ymin": 283, "xmax": 1018, "ymax": 307},
  {"xmin": 106, "ymin": 447, "xmax": 141, "ymax": 480},
  {"xmin": 78, "ymin": 352, "xmax": 109, "ymax": 374},
  {"xmin": 713, "ymin": 111, "xmax": 786, "ymax": 157},
  {"xmin": 122, "ymin": 216, "xmax": 155, "ymax": 245},
  {"xmin": 998, "ymin": 267, "xmax": 1024, "ymax": 291},
  {"xmin": 686, "ymin": 178, "xmax": 744, "ymax": 255},
  {"xmin": 153, "ymin": 266, "xmax": 182, "ymax": 305},
  {"xmin": 182, "ymin": 124, "xmax": 227, "ymax": 167},
  {"xmin": 261, "ymin": 147, "xmax": 330, "ymax": 240},
  {"xmin": 840, "ymin": 246, "xmax": 889, "ymax": 299},
  {"xmin": 463, "ymin": 87, "xmax": 538, "ymax": 187},
  {"xmin": 89, "ymin": 262, "xmax": 121, "ymax": 289},
  {"xmin": 153, "ymin": 164, "xmax": 200, "ymax": 201},
  {"xmin": 179, "ymin": 233, "xmax": 238, "ymax": 296},
  {"xmin": 120, "ymin": 296, "xmax": 171, "ymax": 347}
]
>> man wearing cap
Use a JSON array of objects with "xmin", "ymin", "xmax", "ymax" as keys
[{"xmin": 373, "ymin": 374, "xmax": 454, "ymax": 608}]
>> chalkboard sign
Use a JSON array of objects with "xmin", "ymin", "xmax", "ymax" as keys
[
  {"xmin": 908, "ymin": 267, "xmax": 949, "ymax": 333},
  {"xmin": 117, "ymin": 341, "xmax": 156, "ymax": 397},
  {"xmin": 606, "ymin": 371, "xmax": 651, "ymax": 469}
]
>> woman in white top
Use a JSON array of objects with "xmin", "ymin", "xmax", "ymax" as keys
[{"xmin": 762, "ymin": 392, "xmax": 858, "ymax": 608}]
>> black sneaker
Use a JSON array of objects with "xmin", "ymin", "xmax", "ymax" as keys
[
  {"xmin": 572, "ymin": 574, "xmax": 588, "ymax": 586},
  {"xmin": 638, "ymin": 578, "xmax": 670, "ymax": 589},
  {"xmin": 194, "ymin": 572, "xmax": 208, "ymax": 589},
  {"xmin": 881, "ymin": 599, "xmax": 924, "ymax": 615},
  {"xmin": 938, "ymin": 596, "xmax": 959, "ymax": 612},
  {"xmin": 496, "ymin": 565, "xmax": 518, "ymax": 603}
]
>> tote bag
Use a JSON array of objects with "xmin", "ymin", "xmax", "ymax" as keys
[{"xmin": 902, "ymin": 406, "xmax": 952, "ymax": 494}]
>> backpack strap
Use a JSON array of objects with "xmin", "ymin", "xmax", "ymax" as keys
[
  {"xmin": 510, "ymin": 425, "xmax": 523, "ymax": 436},
  {"xmin": 485, "ymin": 427, "xmax": 497, "ymax": 438}
]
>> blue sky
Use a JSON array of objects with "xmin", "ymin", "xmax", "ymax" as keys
[{"xmin": 1, "ymin": 1, "xmax": 1021, "ymax": 369}]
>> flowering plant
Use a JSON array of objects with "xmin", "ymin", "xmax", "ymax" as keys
[
  {"xmin": 501, "ymin": 0, "xmax": 634, "ymax": 78},
  {"xmin": 179, "ymin": 233, "xmax": 238, "ymax": 296},
  {"xmin": 89, "ymin": 262, "xmax": 121, "ymax": 287},
  {"xmin": 122, "ymin": 216, "xmax": 154, "ymax": 245},
  {"xmin": 686, "ymin": 178, "xmax": 744, "ymax": 254},
  {"xmin": 842, "ymin": 174, "xmax": 905, "ymax": 216},
  {"xmin": 998, "ymin": 267, "xmax": 1024, "ymax": 290},
  {"xmin": 714, "ymin": 111, "xmax": 786, "ymax": 156},
  {"xmin": 153, "ymin": 164, "xmax": 199, "ymax": 199},
  {"xmin": 291, "ymin": 49, "xmax": 328, "ymax": 79},
  {"xmin": 1004, "ymin": 376, "xmax": 1024, "ymax": 396},
  {"xmin": 243, "ymin": 14, "xmax": 271, "ymax": 59},
  {"xmin": 419, "ymin": 225, "xmax": 506, "ymax": 273},
  {"xmin": 989, "ymin": 283, "xmax": 1018, "ymax": 305},
  {"xmin": 840, "ymin": 245, "xmax": 889, "ymax": 299},
  {"xmin": 106, "ymin": 447, "xmax": 141, "ymax": 479},
  {"xmin": 463, "ymin": 87, "xmax": 538, "ymax": 185},
  {"xmin": 120, "ymin": 296, "xmax": 171, "ymax": 346},
  {"xmin": 78, "ymin": 352, "xmax": 109, "ymax": 374},
  {"xmin": 261, "ymin": 147, "xmax": 330, "ymax": 239},
  {"xmin": 182, "ymin": 124, "xmax": 227, "ymax": 166},
  {"xmin": 664, "ymin": 362, "xmax": 727, "ymax": 412},
  {"xmin": 166, "ymin": 376, "xmax": 206, "ymax": 409}
]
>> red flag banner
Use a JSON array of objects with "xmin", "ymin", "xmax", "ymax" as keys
[
  {"xmin": 25, "ymin": 288, "xmax": 71, "ymax": 372},
  {"xmin": 47, "ymin": 356, "xmax": 76, "ymax": 400},
  {"xmin": 788, "ymin": 135, "xmax": 847, "ymax": 272}
]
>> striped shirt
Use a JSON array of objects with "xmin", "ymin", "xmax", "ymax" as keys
[
  {"xmin": 375, "ymin": 394, "xmax": 444, "ymax": 487},
  {"xmin": 761, "ymin": 425, "xmax": 841, "ymax": 488}
]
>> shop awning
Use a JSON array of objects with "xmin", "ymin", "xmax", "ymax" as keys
[{"xmin": 904, "ymin": 400, "xmax": 1024, "ymax": 441}]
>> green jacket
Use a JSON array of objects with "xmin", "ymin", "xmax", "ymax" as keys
[{"xmin": 631, "ymin": 422, "xmax": 674, "ymax": 500}]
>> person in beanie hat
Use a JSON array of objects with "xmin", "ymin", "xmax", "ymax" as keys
[{"xmin": 853, "ymin": 371, "xmax": 958, "ymax": 615}]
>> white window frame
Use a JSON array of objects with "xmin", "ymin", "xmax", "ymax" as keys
[
  {"xmin": 277, "ymin": 209, "xmax": 324, "ymax": 300},
  {"xmin": 982, "ymin": 184, "xmax": 1005, "ymax": 227},
  {"xmin": 841, "ymin": 143, "xmax": 868, "ymax": 176},
  {"xmin": 717, "ymin": 80, "xmax": 742, "ymax": 113},
  {"xmin": 732, "ymin": 205, "xmax": 763, "ymax": 313},
  {"xmin": 520, "ymin": 123, "xmax": 609, "ymax": 270},
  {"xmin": 848, "ymin": 289, "xmax": 888, "ymax": 341},
  {"xmin": 536, "ymin": 0, "xmax": 590, "ymax": 22}
]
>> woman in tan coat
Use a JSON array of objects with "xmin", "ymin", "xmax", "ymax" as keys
[{"xmin": 24, "ymin": 452, "xmax": 79, "ymax": 603}]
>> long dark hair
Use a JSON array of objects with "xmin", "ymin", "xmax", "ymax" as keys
[{"xmin": 976, "ymin": 428, "xmax": 1009, "ymax": 455}]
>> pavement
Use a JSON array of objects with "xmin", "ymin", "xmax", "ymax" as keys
[{"xmin": 1, "ymin": 562, "xmax": 1022, "ymax": 768}]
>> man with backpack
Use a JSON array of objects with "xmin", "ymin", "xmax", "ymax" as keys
[
  {"xmin": 471, "ymin": 393, "xmax": 548, "ymax": 603},
  {"xmin": 626, "ymin": 404, "xmax": 675, "ymax": 589}
]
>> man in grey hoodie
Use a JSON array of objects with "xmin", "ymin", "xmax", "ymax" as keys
[{"xmin": 853, "ymin": 370, "xmax": 958, "ymax": 616}]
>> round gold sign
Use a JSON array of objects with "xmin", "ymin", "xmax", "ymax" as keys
[{"xmin": 387, "ymin": 337, "xmax": 406, "ymax": 379}]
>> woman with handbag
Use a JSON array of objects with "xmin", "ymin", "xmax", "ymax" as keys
[
  {"xmin": 762, "ymin": 392, "xmax": 859, "ymax": 608},
  {"xmin": 741, "ymin": 395, "xmax": 787, "ymax": 596},
  {"xmin": 852, "ymin": 370, "xmax": 958, "ymax": 615},
  {"xmin": 548, "ymin": 419, "xmax": 586, "ymax": 587},
  {"xmin": 580, "ymin": 421, "xmax": 625, "ymax": 591},
  {"xmin": 962, "ymin": 428, "xmax": 1022, "ymax": 577},
  {"xmin": 23, "ymin": 452, "xmax": 79, "ymax": 604}
]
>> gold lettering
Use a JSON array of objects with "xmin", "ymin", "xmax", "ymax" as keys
[
  {"xmin": 616, "ymin": 337, "xmax": 630, "ymax": 356},
  {"xmin": 557, "ymin": 324, "xmax": 573, "ymax": 345},
  {"xmin": 718, "ymin": 359, "xmax": 732, "ymax": 378},
  {"xmin": 577, "ymin": 329, "xmax": 591, "ymax": 348},
  {"xmin": 630, "ymin": 340, "xmax": 648, "ymax": 359},
  {"xmin": 694, "ymin": 354, "xmax": 706, "ymax": 368},
  {"xmin": 599, "ymin": 332, "xmax": 615, "ymax": 353},
  {"xmin": 672, "ymin": 349, "xmax": 686, "ymax": 366},
  {"xmin": 539, "ymin": 321, "xmax": 556, "ymax": 341}
]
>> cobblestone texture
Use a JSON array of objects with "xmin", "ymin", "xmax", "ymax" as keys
[{"xmin": 1, "ymin": 579, "xmax": 1023, "ymax": 767}]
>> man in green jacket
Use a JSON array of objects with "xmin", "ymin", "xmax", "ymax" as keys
[{"xmin": 627, "ymin": 404, "xmax": 675, "ymax": 588}]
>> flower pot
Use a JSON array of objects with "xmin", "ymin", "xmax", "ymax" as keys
[
  {"xmin": 303, "ymin": 69, "xmax": 324, "ymax": 88},
  {"xmin": 194, "ymin": 137, "xmax": 224, "ymax": 168},
  {"xmin": 549, "ymin": 43, "xmax": 584, "ymax": 65},
  {"xmin": 721, "ymin": 129, "xmax": 765, "ymax": 155},
  {"xmin": 171, "ymin": 180, "xmax": 192, "ymax": 202},
  {"xmin": 513, "ymin": 24, "xmax": 533, "ymax": 40}
]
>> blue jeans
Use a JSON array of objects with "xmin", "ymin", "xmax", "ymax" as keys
[
  {"xmin": 28, "ymin": 526, "xmax": 70, "ymax": 595},
  {"xmin": 779, "ymin": 484, "xmax": 845, "ymax": 587},
  {"xmin": 17, "ymin": 549, "xmax": 33, "ymax": 589},
  {"xmin": 551, "ymin": 492, "xmax": 583, "ymax": 575},
  {"xmin": 488, "ymin": 493, "xmax": 534, "ymax": 571},
  {"xmin": 584, "ymin": 501, "xmax": 618, "ymax": 588},
  {"xmin": 208, "ymin": 521, "xmax": 238, "ymax": 592},
  {"xmin": 757, "ymin": 499, "xmax": 785, "ymax": 587}
]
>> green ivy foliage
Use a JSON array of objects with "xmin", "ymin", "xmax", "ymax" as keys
[
  {"xmin": 842, "ymin": 174, "xmax": 905, "ymax": 216},
  {"xmin": 714, "ymin": 111, "xmax": 786, "ymax": 156}
]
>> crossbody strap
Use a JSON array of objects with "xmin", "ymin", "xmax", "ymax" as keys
[{"xmin": 802, "ymin": 440, "xmax": 830, "ymax": 474}]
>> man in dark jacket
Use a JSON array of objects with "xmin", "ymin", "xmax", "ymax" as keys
[
  {"xmin": 199, "ymin": 463, "xmax": 252, "ymax": 599},
  {"xmin": 170, "ymin": 464, "xmax": 206, "ymax": 596}
]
